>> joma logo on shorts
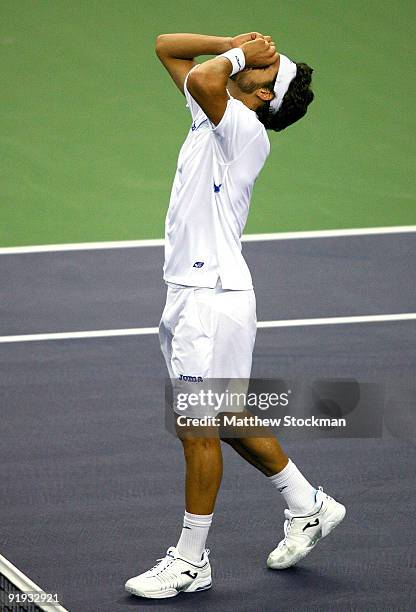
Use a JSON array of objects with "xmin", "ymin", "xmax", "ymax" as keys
[{"xmin": 179, "ymin": 374, "xmax": 203, "ymax": 382}]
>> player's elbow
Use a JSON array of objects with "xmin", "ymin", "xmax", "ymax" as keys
[{"xmin": 155, "ymin": 34, "xmax": 168, "ymax": 57}]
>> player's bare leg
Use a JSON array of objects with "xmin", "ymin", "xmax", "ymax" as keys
[
  {"xmin": 223, "ymin": 435, "xmax": 288, "ymax": 476},
  {"xmin": 180, "ymin": 434, "xmax": 223, "ymax": 514}
]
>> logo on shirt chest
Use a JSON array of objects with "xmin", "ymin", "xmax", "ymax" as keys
[
  {"xmin": 193, "ymin": 261, "xmax": 204, "ymax": 268},
  {"xmin": 191, "ymin": 118, "xmax": 208, "ymax": 132}
]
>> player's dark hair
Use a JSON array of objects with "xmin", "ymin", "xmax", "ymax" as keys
[{"xmin": 257, "ymin": 62, "xmax": 314, "ymax": 132}]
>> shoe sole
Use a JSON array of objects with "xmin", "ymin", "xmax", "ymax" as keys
[
  {"xmin": 125, "ymin": 578, "xmax": 212, "ymax": 599},
  {"xmin": 267, "ymin": 502, "xmax": 346, "ymax": 570}
]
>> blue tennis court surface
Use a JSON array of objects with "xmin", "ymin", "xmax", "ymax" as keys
[{"xmin": 1, "ymin": 231, "xmax": 415, "ymax": 611}]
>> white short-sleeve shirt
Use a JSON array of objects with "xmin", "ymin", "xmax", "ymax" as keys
[{"xmin": 163, "ymin": 71, "xmax": 270, "ymax": 290}]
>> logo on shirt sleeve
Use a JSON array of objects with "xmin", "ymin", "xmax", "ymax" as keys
[
  {"xmin": 193, "ymin": 261, "xmax": 204, "ymax": 268},
  {"xmin": 213, "ymin": 182, "xmax": 222, "ymax": 193}
]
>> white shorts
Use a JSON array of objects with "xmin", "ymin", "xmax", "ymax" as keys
[{"xmin": 159, "ymin": 282, "xmax": 257, "ymax": 416}]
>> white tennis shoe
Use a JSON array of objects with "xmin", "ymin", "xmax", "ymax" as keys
[
  {"xmin": 267, "ymin": 486, "xmax": 346, "ymax": 570},
  {"xmin": 125, "ymin": 546, "xmax": 212, "ymax": 598}
]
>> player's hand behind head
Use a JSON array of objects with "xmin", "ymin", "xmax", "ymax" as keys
[
  {"xmin": 232, "ymin": 32, "xmax": 263, "ymax": 47},
  {"xmin": 241, "ymin": 37, "xmax": 277, "ymax": 68},
  {"xmin": 231, "ymin": 32, "xmax": 274, "ymax": 47}
]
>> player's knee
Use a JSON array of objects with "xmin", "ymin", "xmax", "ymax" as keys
[{"xmin": 181, "ymin": 435, "xmax": 220, "ymax": 456}]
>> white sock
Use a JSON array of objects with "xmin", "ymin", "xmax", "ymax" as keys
[
  {"xmin": 268, "ymin": 459, "xmax": 317, "ymax": 515},
  {"xmin": 176, "ymin": 511, "xmax": 213, "ymax": 563}
]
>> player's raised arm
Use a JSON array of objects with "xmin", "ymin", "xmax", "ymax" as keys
[
  {"xmin": 155, "ymin": 33, "xmax": 234, "ymax": 95},
  {"xmin": 187, "ymin": 37, "xmax": 278, "ymax": 125}
]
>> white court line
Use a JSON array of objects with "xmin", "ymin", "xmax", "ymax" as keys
[
  {"xmin": 1, "ymin": 313, "xmax": 415, "ymax": 344},
  {"xmin": 0, "ymin": 225, "xmax": 415, "ymax": 254},
  {"xmin": 0, "ymin": 552, "xmax": 68, "ymax": 612},
  {"xmin": 0, "ymin": 327, "xmax": 159, "ymax": 343},
  {"xmin": 256, "ymin": 312, "xmax": 416, "ymax": 328}
]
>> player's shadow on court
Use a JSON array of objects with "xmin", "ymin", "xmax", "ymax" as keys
[
  {"xmin": 122, "ymin": 591, "xmax": 217, "ymax": 607},
  {"xmin": 263, "ymin": 564, "xmax": 350, "ymax": 594}
]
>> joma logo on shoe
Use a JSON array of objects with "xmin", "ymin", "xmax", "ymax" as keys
[
  {"xmin": 181, "ymin": 570, "xmax": 198, "ymax": 580},
  {"xmin": 302, "ymin": 518, "xmax": 320, "ymax": 531}
]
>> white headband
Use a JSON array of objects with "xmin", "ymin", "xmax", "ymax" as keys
[{"xmin": 269, "ymin": 54, "xmax": 297, "ymax": 114}]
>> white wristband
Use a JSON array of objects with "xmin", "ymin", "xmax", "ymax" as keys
[{"xmin": 219, "ymin": 47, "xmax": 245, "ymax": 76}]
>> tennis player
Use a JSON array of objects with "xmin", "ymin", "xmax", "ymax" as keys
[{"xmin": 125, "ymin": 32, "xmax": 346, "ymax": 599}]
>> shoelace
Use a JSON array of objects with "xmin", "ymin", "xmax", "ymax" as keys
[
  {"xmin": 148, "ymin": 551, "xmax": 175, "ymax": 575},
  {"xmin": 279, "ymin": 519, "xmax": 291, "ymax": 548}
]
